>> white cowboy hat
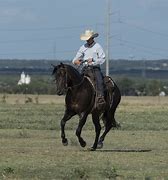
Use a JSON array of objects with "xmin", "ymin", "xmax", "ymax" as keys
[{"xmin": 80, "ymin": 29, "xmax": 99, "ymax": 41}]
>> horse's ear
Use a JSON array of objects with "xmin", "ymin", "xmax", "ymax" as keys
[
  {"xmin": 51, "ymin": 64, "xmax": 56, "ymax": 67},
  {"xmin": 60, "ymin": 62, "xmax": 65, "ymax": 68},
  {"xmin": 52, "ymin": 66, "xmax": 57, "ymax": 75}
]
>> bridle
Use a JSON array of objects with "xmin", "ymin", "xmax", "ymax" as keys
[
  {"xmin": 53, "ymin": 66, "xmax": 68, "ymax": 92},
  {"xmin": 59, "ymin": 66, "xmax": 69, "ymax": 90}
]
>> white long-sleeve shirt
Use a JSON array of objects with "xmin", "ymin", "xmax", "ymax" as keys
[{"xmin": 72, "ymin": 42, "xmax": 105, "ymax": 66}]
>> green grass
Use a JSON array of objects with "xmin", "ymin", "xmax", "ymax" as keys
[
  {"xmin": 0, "ymin": 130, "xmax": 168, "ymax": 179},
  {"xmin": 0, "ymin": 95, "xmax": 168, "ymax": 179}
]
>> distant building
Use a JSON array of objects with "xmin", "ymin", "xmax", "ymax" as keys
[
  {"xmin": 18, "ymin": 71, "xmax": 31, "ymax": 85},
  {"xmin": 25, "ymin": 75, "xmax": 31, "ymax": 84},
  {"xmin": 159, "ymin": 91, "xmax": 166, "ymax": 96}
]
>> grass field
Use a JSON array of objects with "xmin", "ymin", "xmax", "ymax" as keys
[{"xmin": 0, "ymin": 94, "xmax": 168, "ymax": 179}]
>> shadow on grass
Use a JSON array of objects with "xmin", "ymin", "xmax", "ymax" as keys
[
  {"xmin": 81, "ymin": 149, "xmax": 152, "ymax": 152},
  {"xmin": 97, "ymin": 149, "xmax": 152, "ymax": 152}
]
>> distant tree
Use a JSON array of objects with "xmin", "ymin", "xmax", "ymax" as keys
[
  {"xmin": 146, "ymin": 80, "xmax": 161, "ymax": 96},
  {"xmin": 117, "ymin": 77, "xmax": 136, "ymax": 96}
]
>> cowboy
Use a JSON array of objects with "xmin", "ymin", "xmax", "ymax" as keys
[{"xmin": 72, "ymin": 29, "xmax": 106, "ymax": 106}]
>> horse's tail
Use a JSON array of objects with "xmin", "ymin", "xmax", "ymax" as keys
[
  {"xmin": 111, "ymin": 80, "xmax": 121, "ymax": 112},
  {"xmin": 102, "ymin": 76, "xmax": 121, "ymax": 128},
  {"xmin": 104, "ymin": 76, "xmax": 121, "ymax": 110}
]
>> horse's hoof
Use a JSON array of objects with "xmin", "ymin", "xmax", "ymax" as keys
[
  {"xmin": 97, "ymin": 142, "xmax": 103, "ymax": 149},
  {"xmin": 87, "ymin": 147, "xmax": 96, "ymax": 151},
  {"xmin": 62, "ymin": 138, "xmax": 68, "ymax": 146},
  {"xmin": 80, "ymin": 140, "xmax": 86, "ymax": 147}
]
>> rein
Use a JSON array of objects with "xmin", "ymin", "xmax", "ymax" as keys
[
  {"xmin": 66, "ymin": 74, "xmax": 95, "ymax": 91},
  {"xmin": 62, "ymin": 66, "xmax": 84, "ymax": 90},
  {"xmin": 65, "ymin": 67, "xmax": 95, "ymax": 92}
]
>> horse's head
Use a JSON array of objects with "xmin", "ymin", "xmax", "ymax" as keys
[
  {"xmin": 52, "ymin": 62, "xmax": 83, "ymax": 95},
  {"xmin": 52, "ymin": 63, "xmax": 68, "ymax": 96}
]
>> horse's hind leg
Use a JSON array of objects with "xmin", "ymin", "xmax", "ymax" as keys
[
  {"xmin": 90, "ymin": 112, "xmax": 101, "ymax": 151},
  {"xmin": 98, "ymin": 86, "xmax": 121, "ymax": 149},
  {"xmin": 97, "ymin": 111, "xmax": 114, "ymax": 149},
  {"xmin": 61, "ymin": 110, "xmax": 76, "ymax": 146}
]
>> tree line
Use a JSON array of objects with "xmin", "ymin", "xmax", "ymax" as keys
[
  {"xmin": 0, "ymin": 59, "xmax": 168, "ymax": 96},
  {"xmin": 0, "ymin": 74, "xmax": 167, "ymax": 96}
]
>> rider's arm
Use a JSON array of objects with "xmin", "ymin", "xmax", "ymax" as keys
[{"xmin": 72, "ymin": 46, "xmax": 84, "ymax": 65}]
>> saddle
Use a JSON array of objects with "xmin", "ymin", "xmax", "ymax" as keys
[
  {"xmin": 82, "ymin": 67, "xmax": 115, "ymax": 110},
  {"xmin": 104, "ymin": 76, "xmax": 115, "ymax": 93},
  {"xmin": 93, "ymin": 76, "xmax": 115, "ymax": 110},
  {"xmin": 103, "ymin": 76, "xmax": 115, "ymax": 108}
]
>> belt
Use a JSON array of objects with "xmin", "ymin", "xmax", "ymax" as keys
[{"xmin": 87, "ymin": 65, "xmax": 100, "ymax": 70}]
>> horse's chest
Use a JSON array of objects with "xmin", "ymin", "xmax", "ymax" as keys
[{"xmin": 70, "ymin": 102, "xmax": 79, "ymax": 110}]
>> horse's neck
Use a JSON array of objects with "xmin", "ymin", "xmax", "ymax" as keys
[{"xmin": 67, "ymin": 67, "xmax": 83, "ymax": 87}]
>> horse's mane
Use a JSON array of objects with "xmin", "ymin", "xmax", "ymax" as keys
[
  {"xmin": 57, "ymin": 63, "xmax": 82, "ymax": 79},
  {"xmin": 64, "ymin": 64, "xmax": 80, "ymax": 75},
  {"xmin": 52, "ymin": 63, "xmax": 82, "ymax": 81}
]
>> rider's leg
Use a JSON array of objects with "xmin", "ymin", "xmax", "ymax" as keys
[{"xmin": 94, "ymin": 68, "xmax": 106, "ymax": 105}]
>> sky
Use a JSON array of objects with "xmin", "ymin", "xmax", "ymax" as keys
[{"xmin": 0, "ymin": 0, "xmax": 168, "ymax": 60}]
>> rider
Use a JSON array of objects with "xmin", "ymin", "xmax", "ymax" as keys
[{"xmin": 72, "ymin": 29, "xmax": 106, "ymax": 106}]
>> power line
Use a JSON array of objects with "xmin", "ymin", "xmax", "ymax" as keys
[
  {"xmin": 120, "ymin": 20, "xmax": 168, "ymax": 38},
  {"xmin": 114, "ymin": 37, "xmax": 168, "ymax": 53},
  {"xmin": 0, "ymin": 35, "xmax": 76, "ymax": 44},
  {"xmin": 0, "ymin": 23, "xmax": 105, "ymax": 32},
  {"xmin": 114, "ymin": 39, "xmax": 168, "ymax": 57},
  {"xmin": 0, "ymin": 50, "xmax": 76, "ymax": 56},
  {"xmin": 109, "ymin": 16, "xmax": 168, "ymax": 58},
  {"xmin": 0, "ymin": 14, "xmax": 168, "ymax": 59}
]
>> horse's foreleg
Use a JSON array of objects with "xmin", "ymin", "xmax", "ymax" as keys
[
  {"xmin": 61, "ymin": 111, "xmax": 75, "ymax": 146},
  {"xmin": 90, "ymin": 112, "xmax": 101, "ymax": 151},
  {"xmin": 76, "ymin": 113, "xmax": 88, "ymax": 148}
]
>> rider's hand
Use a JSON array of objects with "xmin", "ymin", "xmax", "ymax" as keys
[
  {"xmin": 74, "ymin": 59, "xmax": 82, "ymax": 66},
  {"xmin": 87, "ymin": 58, "xmax": 93, "ymax": 65}
]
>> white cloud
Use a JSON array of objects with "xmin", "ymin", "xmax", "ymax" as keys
[
  {"xmin": 138, "ymin": 0, "xmax": 152, "ymax": 9},
  {"xmin": 0, "ymin": 7, "xmax": 19, "ymax": 16},
  {"xmin": 138, "ymin": 0, "xmax": 168, "ymax": 9},
  {"xmin": 0, "ymin": 6, "xmax": 38, "ymax": 24}
]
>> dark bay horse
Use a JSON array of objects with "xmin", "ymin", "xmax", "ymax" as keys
[{"xmin": 52, "ymin": 63, "xmax": 121, "ymax": 151}]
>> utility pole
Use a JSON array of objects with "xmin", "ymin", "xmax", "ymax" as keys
[
  {"xmin": 106, "ymin": 0, "xmax": 111, "ymax": 76},
  {"xmin": 53, "ymin": 40, "xmax": 57, "ymax": 60},
  {"xmin": 142, "ymin": 58, "xmax": 146, "ymax": 78}
]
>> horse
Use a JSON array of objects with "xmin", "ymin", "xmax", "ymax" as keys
[{"xmin": 52, "ymin": 63, "xmax": 121, "ymax": 151}]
